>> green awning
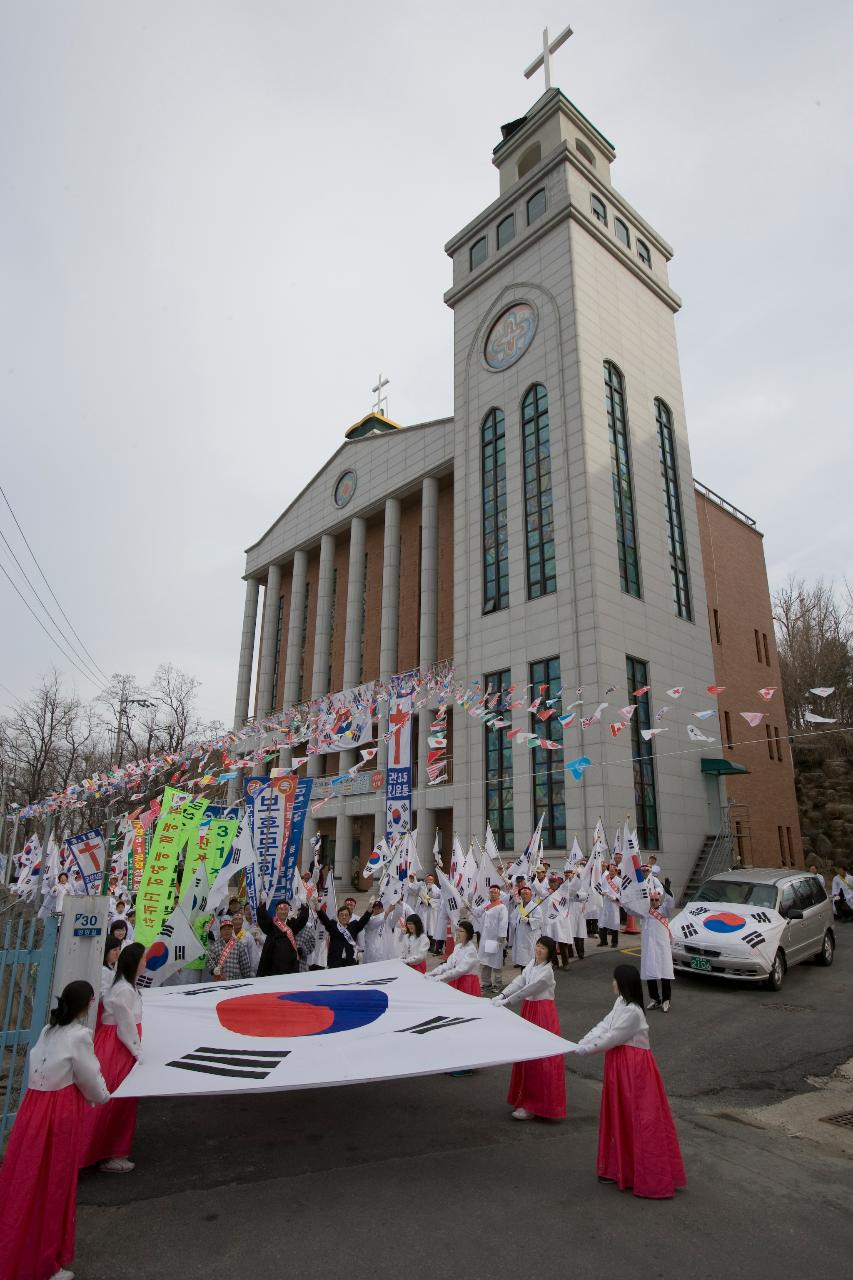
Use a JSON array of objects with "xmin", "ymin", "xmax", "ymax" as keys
[{"xmin": 701, "ymin": 758, "xmax": 750, "ymax": 776}]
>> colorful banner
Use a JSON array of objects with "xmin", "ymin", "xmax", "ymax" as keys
[
  {"xmin": 131, "ymin": 820, "xmax": 146, "ymax": 892},
  {"xmin": 64, "ymin": 829, "xmax": 106, "ymax": 895},
  {"xmin": 247, "ymin": 774, "xmax": 295, "ymax": 898},
  {"xmin": 386, "ymin": 691, "xmax": 413, "ymax": 842},
  {"xmin": 271, "ymin": 777, "xmax": 314, "ymax": 906},
  {"xmin": 136, "ymin": 797, "xmax": 209, "ymax": 946},
  {"xmin": 311, "ymin": 683, "xmax": 374, "ymax": 754}
]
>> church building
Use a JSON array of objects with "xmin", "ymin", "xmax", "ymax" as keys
[{"xmin": 231, "ymin": 65, "xmax": 802, "ymax": 896}]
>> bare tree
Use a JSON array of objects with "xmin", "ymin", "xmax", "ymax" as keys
[
  {"xmin": 0, "ymin": 671, "xmax": 96, "ymax": 805},
  {"xmin": 772, "ymin": 576, "xmax": 853, "ymax": 734}
]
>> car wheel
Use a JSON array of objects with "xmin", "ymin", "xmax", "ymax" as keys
[
  {"xmin": 766, "ymin": 949, "xmax": 786, "ymax": 991},
  {"xmin": 815, "ymin": 931, "xmax": 834, "ymax": 967}
]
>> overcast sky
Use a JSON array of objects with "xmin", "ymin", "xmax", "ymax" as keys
[{"xmin": 1, "ymin": 0, "xmax": 851, "ymax": 728}]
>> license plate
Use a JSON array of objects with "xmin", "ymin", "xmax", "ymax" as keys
[{"xmin": 690, "ymin": 956, "xmax": 713, "ymax": 972}]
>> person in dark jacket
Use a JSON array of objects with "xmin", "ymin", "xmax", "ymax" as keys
[
  {"xmin": 256, "ymin": 899, "xmax": 310, "ymax": 976},
  {"xmin": 316, "ymin": 904, "xmax": 369, "ymax": 968}
]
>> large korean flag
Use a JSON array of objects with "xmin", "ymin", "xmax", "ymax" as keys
[
  {"xmin": 669, "ymin": 902, "xmax": 787, "ymax": 968},
  {"xmin": 115, "ymin": 961, "xmax": 574, "ymax": 1098}
]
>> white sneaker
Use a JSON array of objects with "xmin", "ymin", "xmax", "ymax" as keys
[
  {"xmin": 100, "ymin": 1157, "xmax": 135, "ymax": 1173},
  {"xmin": 511, "ymin": 1107, "xmax": 534, "ymax": 1120},
  {"xmin": 50, "ymin": 1270, "xmax": 75, "ymax": 1280},
  {"xmin": 661, "ymin": 1000, "xmax": 671, "ymax": 1012},
  {"xmin": 648, "ymin": 1000, "xmax": 661, "ymax": 1010}
]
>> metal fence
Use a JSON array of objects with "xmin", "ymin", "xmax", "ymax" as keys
[{"xmin": 0, "ymin": 899, "xmax": 58, "ymax": 1150}]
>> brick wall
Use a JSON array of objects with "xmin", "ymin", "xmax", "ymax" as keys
[
  {"xmin": 696, "ymin": 489, "xmax": 803, "ymax": 867},
  {"xmin": 437, "ymin": 477, "xmax": 454, "ymax": 662},
  {"xmin": 397, "ymin": 494, "xmax": 422, "ymax": 672}
]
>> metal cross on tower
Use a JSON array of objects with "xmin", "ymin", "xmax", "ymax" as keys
[
  {"xmin": 523, "ymin": 23, "xmax": 573, "ymax": 91},
  {"xmin": 372, "ymin": 372, "xmax": 390, "ymax": 418}
]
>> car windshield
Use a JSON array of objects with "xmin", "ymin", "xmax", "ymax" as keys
[{"xmin": 692, "ymin": 879, "xmax": 777, "ymax": 908}]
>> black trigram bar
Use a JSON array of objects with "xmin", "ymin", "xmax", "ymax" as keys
[
  {"xmin": 395, "ymin": 1015, "xmax": 479, "ymax": 1036},
  {"xmin": 751, "ymin": 911, "xmax": 772, "ymax": 924},
  {"xmin": 317, "ymin": 977, "xmax": 399, "ymax": 988},
  {"xmin": 742, "ymin": 931, "xmax": 766, "ymax": 949},
  {"xmin": 178, "ymin": 981, "xmax": 253, "ymax": 996},
  {"xmin": 681, "ymin": 922, "xmax": 699, "ymax": 938},
  {"xmin": 166, "ymin": 1046, "xmax": 291, "ymax": 1079}
]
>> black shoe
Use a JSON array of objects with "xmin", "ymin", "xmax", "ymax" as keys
[{"xmin": 598, "ymin": 1176, "xmax": 616, "ymax": 1185}]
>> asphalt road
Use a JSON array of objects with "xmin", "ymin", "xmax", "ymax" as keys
[{"xmin": 76, "ymin": 930, "xmax": 853, "ymax": 1279}]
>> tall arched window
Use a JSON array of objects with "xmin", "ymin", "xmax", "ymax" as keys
[
  {"xmin": 521, "ymin": 384, "xmax": 556, "ymax": 599},
  {"xmin": 604, "ymin": 362, "xmax": 641, "ymax": 598},
  {"xmin": 482, "ymin": 408, "xmax": 508, "ymax": 613},
  {"xmin": 656, "ymin": 398, "xmax": 692, "ymax": 621}
]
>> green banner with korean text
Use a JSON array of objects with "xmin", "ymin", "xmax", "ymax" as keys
[
  {"xmin": 136, "ymin": 796, "xmax": 209, "ymax": 946},
  {"xmin": 183, "ymin": 816, "xmax": 239, "ymax": 969}
]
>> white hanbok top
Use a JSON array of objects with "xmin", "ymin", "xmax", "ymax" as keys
[
  {"xmin": 28, "ymin": 1020, "xmax": 110, "ymax": 1103},
  {"xmin": 631, "ymin": 894, "xmax": 675, "ymax": 981},
  {"xmin": 100, "ymin": 964, "xmax": 117, "ymax": 999},
  {"xmin": 572, "ymin": 996, "xmax": 649, "ymax": 1054},
  {"xmin": 399, "ymin": 931, "xmax": 430, "ymax": 965},
  {"xmin": 477, "ymin": 901, "xmax": 508, "ymax": 966},
  {"xmin": 101, "ymin": 977, "xmax": 143, "ymax": 1059},
  {"xmin": 430, "ymin": 941, "xmax": 479, "ymax": 981},
  {"xmin": 500, "ymin": 959, "xmax": 556, "ymax": 1005},
  {"xmin": 530, "ymin": 876, "xmax": 550, "ymax": 900},
  {"xmin": 37, "ymin": 881, "xmax": 71, "ymax": 919},
  {"xmin": 361, "ymin": 913, "xmax": 386, "ymax": 964}
]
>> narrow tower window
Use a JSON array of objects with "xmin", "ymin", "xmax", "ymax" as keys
[
  {"xmin": 521, "ymin": 384, "xmax": 556, "ymax": 599},
  {"xmin": 482, "ymin": 408, "xmax": 509, "ymax": 613},
  {"xmin": 656, "ymin": 398, "xmax": 692, "ymax": 621},
  {"xmin": 604, "ymin": 362, "xmax": 641, "ymax": 598}
]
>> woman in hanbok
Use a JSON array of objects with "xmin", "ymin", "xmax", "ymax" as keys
[
  {"xmin": 568, "ymin": 963, "xmax": 685, "ymax": 1198},
  {"xmin": 81, "ymin": 941, "xmax": 145, "ymax": 1174},
  {"xmin": 0, "ymin": 980, "xmax": 110, "ymax": 1280},
  {"xmin": 494, "ymin": 936, "xmax": 567, "ymax": 1121},
  {"xmin": 398, "ymin": 912, "xmax": 430, "ymax": 972},
  {"xmin": 428, "ymin": 921, "xmax": 481, "ymax": 995},
  {"xmin": 101, "ymin": 934, "xmax": 122, "ymax": 998}
]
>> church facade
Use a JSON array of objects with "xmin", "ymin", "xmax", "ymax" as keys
[{"xmin": 233, "ymin": 89, "xmax": 802, "ymax": 896}]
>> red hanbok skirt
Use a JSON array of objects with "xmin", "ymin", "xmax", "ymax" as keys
[
  {"xmin": 597, "ymin": 1045, "xmax": 686, "ymax": 1198},
  {"xmin": 80, "ymin": 1021, "xmax": 140, "ymax": 1166},
  {"xmin": 0, "ymin": 1084, "xmax": 86, "ymax": 1280},
  {"xmin": 507, "ymin": 998, "xmax": 567, "ymax": 1119},
  {"xmin": 448, "ymin": 974, "xmax": 481, "ymax": 997},
  {"xmin": 408, "ymin": 960, "xmax": 427, "ymax": 974}
]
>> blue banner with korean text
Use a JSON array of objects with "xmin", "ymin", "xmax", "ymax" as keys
[
  {"xmin": 271, "ymin": 777, "xmax": 314, "ymax": 907},
  {"xmin": 385, "ymin": 691, "xmax": 413, "ymax": 843}
]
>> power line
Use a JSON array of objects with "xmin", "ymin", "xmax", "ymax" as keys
[
  {"xmin": 0, "ymin": 529, "xmax": 104, "ymax": 685},
  {"xmin": 0, "ymin": 481, "xmax": 110, "ymax": 682},
  {"xmin": 0, "ymin": 558, "xmax": 102, "ymax": 688}
]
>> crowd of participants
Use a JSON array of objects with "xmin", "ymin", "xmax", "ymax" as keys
[{"xmin": 4, "ymin": 845, "xmax": 852, "ymax": 1280}]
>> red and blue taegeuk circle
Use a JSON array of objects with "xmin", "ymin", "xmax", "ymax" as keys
[
  {"xmin": 702, "ymin": 912, "xmax": 747, "ymax": 933},
  {"xmin": 144, "ymin": 941, "xmax": 170, "ymax": 971},
  {"xmin": 216, "ymin": 988, "xmax": 388, "ymax": 1038}
]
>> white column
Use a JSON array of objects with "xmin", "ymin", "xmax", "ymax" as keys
[
  {"xmin": 232, "ymin": 577, "xmax": 260, "ymax": 729},
  {"xmin": 336, "ymin": 517, "xmax": 366, "ymax": 879},
  {"xmin": 303, "ymin": 535, "xmax": 336, "ymax": 851},
  {"xmin": 375, "ymin": 498, "xmax": 401, "ymax": 837},
  {"xmin": 416, "ymin": 477, "xmax": 439, "ymax": 868},
  {"xmin": 255, "ymin": 563, "xmax": 282, "ymax": 719},
  {"xmin": 278, "ymin": 550, "xmax": 308, "ymax": 770},
  {"xmin": 228, "ymin": 576, "xmax": 260, "ymax": 802}
]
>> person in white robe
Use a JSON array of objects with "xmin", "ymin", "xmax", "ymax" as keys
[
  {"xmin": 403, "ymin": 874, "xmax": 423, "ymax": 914},
  {"xmin": 530, "ymin": 868, "xmax": 550, "ymax": 900},
  {"xmin": 544, "ymin": 874, "xmax": 575, "ymax": 968},
  {"xmin": 623, "ymin": 876, "xmax": 675, "ymax": 1010},
  {"xmin": 477, "ymin": 885, "xmax": 508, "ymax": 992},
  {"xmin": 597, "ymin": 867, "xmax": 621, "ymax": 948},
  {"xmin": 566, "ymin": 870, "xmax": 588, "ymax": 959},
  {"xmin": 355, "ymin": 899, "xmax": 387, "ymax": 964},
  {"xmin": 38, "ymin": 872, "xmax": 72, "ymax": 920},
  {"xmin": 511, "ymin": 887, "xmax": 543, "ymax": 968},
  {"xmin": 419, "ymin": 875, "xmax": 442, "ymax": 950}
]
